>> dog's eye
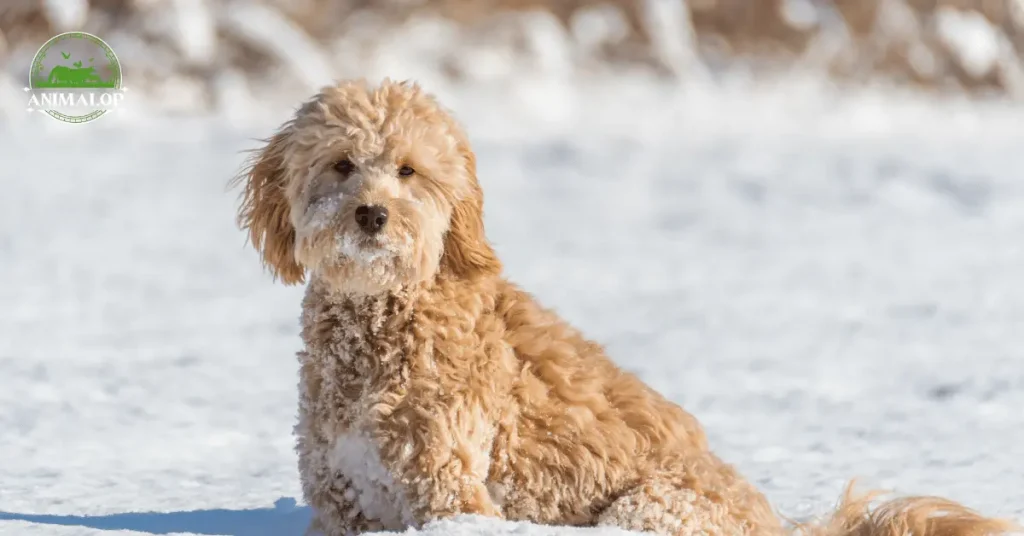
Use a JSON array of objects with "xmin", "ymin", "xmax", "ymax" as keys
[
  {"xmin": 398, "ymin": 165, "xmax": 415, "ymax": 177},
  {"xmin": 333, "ymin": 159, "xmax": 355, "ymax": 177}
]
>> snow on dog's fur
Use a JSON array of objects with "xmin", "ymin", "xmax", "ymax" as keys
[{"xmin": 233, "ymin": 78, "xmax": 1018, "ymax": 536}]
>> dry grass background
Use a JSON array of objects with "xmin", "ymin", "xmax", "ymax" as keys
[{"xmin": 2, "ymin": 0, "xmax": 1023, "ymax": 116}]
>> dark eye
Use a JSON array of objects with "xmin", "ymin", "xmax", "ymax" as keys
[
  {"xmin": 333, "ymin": 159, "xmax": 355, "ymax": 177},
  {"xmin": 398, "ymin": 165, "xmax": 415, "ymax": 177}
]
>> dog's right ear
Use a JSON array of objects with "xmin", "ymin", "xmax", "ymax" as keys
[{"xmin": 233, "ymin": 129, "xmax": 306, "ymax": 285}]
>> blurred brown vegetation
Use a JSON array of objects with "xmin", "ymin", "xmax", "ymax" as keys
[{"xmin": 2, "ymin": 0, "xmax": 1023, "ymax": 112}]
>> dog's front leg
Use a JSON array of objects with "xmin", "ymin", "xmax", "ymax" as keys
[{"xmin": 376, "ymin": 397, "xmax": 502, "ymax": 526}]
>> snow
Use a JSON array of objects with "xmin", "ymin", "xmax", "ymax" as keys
[
  {"xmin": 641, "ymin": 0, "xmax": 704, "ymax": 77},
  {"xmin": 41, "ymin": 0, "xmax": 88, "ymax": 32},
  {"xmin": 172, "ymin": 0, "xmax": 217, "ymax": 66},
  {"xmin": 335, "ymin": 233, "xmax": 398, "ymax": 267},
  {"xmin": 216, "ymin": 2, "xmax": 336, "ymax": 93},
  {"xmin": 2, "ymin": 82, "xmax": 1024, "ymax": 536},
  {"xmin": 304, "ymin": 193, "xmax": 345, "ymax": 232},
  {"xmin": 934, "ymin": 7, "xmax": 1002, "ymax": 79}
]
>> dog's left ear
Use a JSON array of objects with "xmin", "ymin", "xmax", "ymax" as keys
[
  {"xmin": 233, "ymin": 129, "xmax": 306, "ymax": 285},
  {"xmin": 440, "ymin": 142, "xmax": 502, "ymax": 280}
]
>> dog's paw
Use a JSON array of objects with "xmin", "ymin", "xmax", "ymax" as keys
[{"xmin": 460, "ymin": 484, "xmax": 504, "ymax": 519}]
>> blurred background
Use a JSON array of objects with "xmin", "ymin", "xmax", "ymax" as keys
[
  {"xmin": 1, "ymin": 1, "xmax": 1023, "ymax": 535},
  {"xmin": 3, "ymin": 0, "xmax": 1024, "ymax": 120}
]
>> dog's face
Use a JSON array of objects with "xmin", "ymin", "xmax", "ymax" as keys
[{"xmin": 235, "ymin": 79, "xmax": 500, "ymax": 294}]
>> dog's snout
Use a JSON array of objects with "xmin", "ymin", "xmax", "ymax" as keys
[{"xmin": 355, "ymin": 205, "xmax": 389, "ymax": 234}]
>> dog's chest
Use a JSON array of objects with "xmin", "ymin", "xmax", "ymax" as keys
[
  {"xmin": 301, "ymin": 289, "xmax": 415, "ymax": 419},
  {"xmin": 301, "ymin": 289, "xmax": 420, "ymax": 526}
]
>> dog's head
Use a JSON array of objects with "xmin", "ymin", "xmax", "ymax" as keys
[{"xmin": 234, "ymin": 79, "xmax": 501, "ymax": 294}]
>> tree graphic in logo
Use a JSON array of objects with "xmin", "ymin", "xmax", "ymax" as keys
[{"xmin": 28, "ymin": 32, "xmax": 124, "ymax": 123}]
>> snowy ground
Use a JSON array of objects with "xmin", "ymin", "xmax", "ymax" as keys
[{"xmin": 1, "ymin": 83, "xmax": 1023, "ymax": 536}]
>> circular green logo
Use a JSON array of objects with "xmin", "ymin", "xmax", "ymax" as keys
[{"xmin": 27, "ymin": 32, "xmax": 125, "ymax": 124}]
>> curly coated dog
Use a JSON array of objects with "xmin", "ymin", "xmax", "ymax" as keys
[{"xmin": 233, "ymin": 78, "xmax": 1017, "ymax": 536}]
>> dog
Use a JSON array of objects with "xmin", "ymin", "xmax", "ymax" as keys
[{"xmin": 233, "ymin": 78, "xmax": 1017, "ymax": 536}]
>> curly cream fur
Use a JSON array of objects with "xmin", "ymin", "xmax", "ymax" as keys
[{"xmin": 234, "ymin": 79, "xmax": 1019, "ymax": 536}]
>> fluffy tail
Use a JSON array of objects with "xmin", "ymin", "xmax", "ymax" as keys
[{"xmin": 788, "ymin": 481, "xmax": 1020, "ymax": 536}]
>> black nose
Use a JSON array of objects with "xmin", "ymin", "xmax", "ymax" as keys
[{"xmin": 355, "ymin": 205, "xmax": 388, "ymax": 234}]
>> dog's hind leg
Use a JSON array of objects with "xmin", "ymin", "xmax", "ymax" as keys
[
  {"xmin": 597, "ymin": 477, "xmax": 737, "ymax": 535},
  {"xmin": 596, "ymin": 454, "xmax": 783, "ymax": 536}
]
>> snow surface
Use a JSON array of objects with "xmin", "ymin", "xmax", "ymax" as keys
[{"xmin": 2, "ymin": 83, "xmax": 1024, "ymax": 536}]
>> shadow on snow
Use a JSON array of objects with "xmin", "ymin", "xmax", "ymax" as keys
[{"xmin": 0, "ymin": 497, "xmax": 311, "ymax": 536}]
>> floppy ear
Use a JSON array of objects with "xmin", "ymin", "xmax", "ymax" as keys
[
  {"xmin": 233, "ymin": 130, "xmax": 306, "ymax": 285},
  {"xmin": 440, "ymin": 143, "xmax": 502, "ymax": 280}
]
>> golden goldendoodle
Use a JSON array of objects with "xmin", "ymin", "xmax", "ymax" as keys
[{"xmin": 233, "ymin": 79, "xmax": 1017, "ymax": 536}]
